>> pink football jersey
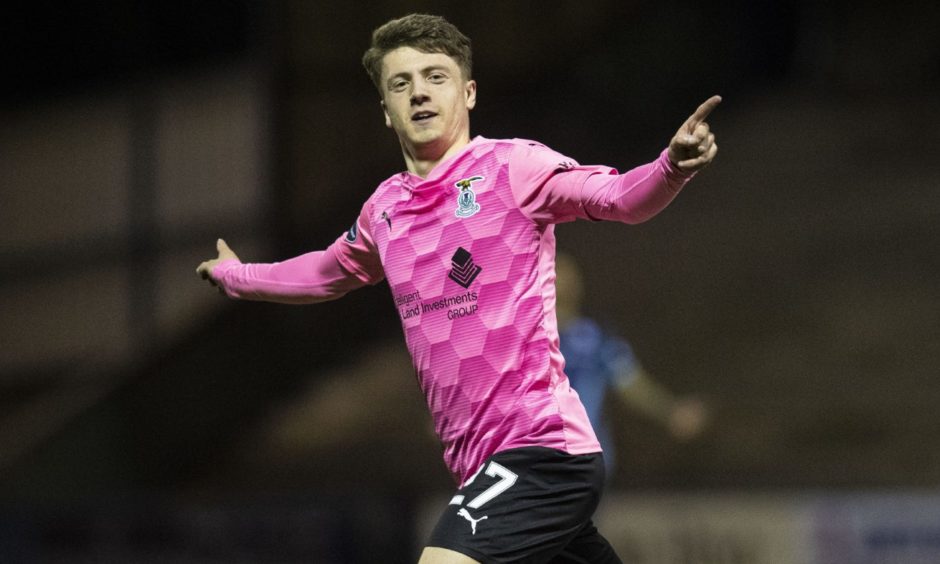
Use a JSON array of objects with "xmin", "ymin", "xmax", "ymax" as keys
[{"xmin": 215, "ymin": 136, "xmax": 695, "ymax": 483}]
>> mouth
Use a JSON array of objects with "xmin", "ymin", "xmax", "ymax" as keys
[{"xmin": 411, "ymin": 111, "xmax": 438, "ymax": 123}]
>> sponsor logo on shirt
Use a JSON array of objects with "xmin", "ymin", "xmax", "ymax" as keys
[
  {"xmin": 448, "ymin": 247, "xmax": 482, "ymax": 289},
  {"xmin": 454, "ymin": 175, "xmax": 483, "ymax": 218},
  {"xmin": 392, "ymin": 247, "xmax": 483, "ymax": 322},
  {"xmin": 394, "ymin": 289, "xmax": 479, "ymax": 321}
]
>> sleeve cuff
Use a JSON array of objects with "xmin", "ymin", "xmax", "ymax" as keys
[
  {"xmin": 211, "ymin": 258, "xmax": 242, "ymax": 280},
  {"xmin": 659, "ymin": 148, "xmax": 697, "ymax": 183}
]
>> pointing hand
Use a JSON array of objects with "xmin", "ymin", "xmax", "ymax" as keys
[{"xmin": 668, "ymin": 95, "xmax": 721, "ymax": 172}]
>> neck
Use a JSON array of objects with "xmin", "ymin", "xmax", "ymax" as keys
[{"xmin": 401, "ymin": 133, "xmax": 471, "ymax": 178}]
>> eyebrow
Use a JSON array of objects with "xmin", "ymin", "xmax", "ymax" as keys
[{"xmin": 386, "ymin": 65, "xmax": 452, "ymax": 83}]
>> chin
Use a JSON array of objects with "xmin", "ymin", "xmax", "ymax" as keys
[{"xmin": 409, "ymin": 132, "xmax": 443, "ymax": 148}]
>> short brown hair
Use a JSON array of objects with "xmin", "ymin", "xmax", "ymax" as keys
[{"xmin": 362, "ymin": 14, "xmax": 472, "ymax": 92}]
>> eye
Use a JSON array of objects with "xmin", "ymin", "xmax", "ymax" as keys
[
  {"xmin": 428, "ymin": 72, "xmax": 447, "ymax": 83},
  {"xmin": 390, "ymin": 79, "xmax": 409, "ymax": 92}
]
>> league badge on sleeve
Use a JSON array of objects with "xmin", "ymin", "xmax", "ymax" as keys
[
  {"xmin": 454, "ymin": 176, "xmax": 484, "ymax": 218},
  {"xmin": 344, "ymin": 220, "xmax": 359, "ymax": 242}
]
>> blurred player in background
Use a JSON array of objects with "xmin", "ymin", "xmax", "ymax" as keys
[
  {"xmin": 555, "ymin": 252, "xmax": 709, "ymax": 479},
  {"xmin": 198, "ymin": 13, "xmax": 719, "ymax": 564}
]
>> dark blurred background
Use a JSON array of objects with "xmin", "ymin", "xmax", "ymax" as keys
[{"xmin": 2, "ymin": 1, "xmax": 939, "ymax": 562}]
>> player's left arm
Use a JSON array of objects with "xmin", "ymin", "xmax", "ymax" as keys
[
  {"xmin": 510, "ymin": 96, "xmax": 721, "ymax": 225},
  {"xmin": 577, "ymin": 95, "xmax": 722, "ymax": 223}
]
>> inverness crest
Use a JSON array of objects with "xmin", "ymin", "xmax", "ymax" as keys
[{"xmin": 454, "ymin": 175, "xmax": 484, "ymax": 218}]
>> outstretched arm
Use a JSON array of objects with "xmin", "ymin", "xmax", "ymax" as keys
[
  {"xmin": 510, "ymin": 95, "xmax": 722, "ymax": 225},
  {"xmin": 580, "ymin": 95, "xmax": 722, "ymax": 223},
  {"xmin": 196, "ymin": 238, "xmax": 379, "ymax": 305}
]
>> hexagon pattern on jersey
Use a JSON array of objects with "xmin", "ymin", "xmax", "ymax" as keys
[{"xmin": 364, "ymin": 138, "xmax": 600, "ymax": 483}]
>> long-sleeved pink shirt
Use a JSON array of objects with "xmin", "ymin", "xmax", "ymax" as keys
[{"xmin": 214, "ymin": 136, "xmax": 695, "ymax": 484}]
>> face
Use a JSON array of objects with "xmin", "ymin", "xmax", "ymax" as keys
[{"xmin": 379, "ymin": 46, "xmax": 477, "ymax": 160}]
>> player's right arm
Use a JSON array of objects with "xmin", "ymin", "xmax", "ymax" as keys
[{"xmin": 196, "ymin": 204, "xmax": 384, "ymax": 304}]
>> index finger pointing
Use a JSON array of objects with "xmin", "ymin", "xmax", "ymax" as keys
[{"xmin": 684, "ymin": 95, "xmax": 722, "ymax": 132}]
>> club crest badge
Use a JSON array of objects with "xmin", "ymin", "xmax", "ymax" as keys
[{"xmin": 454, "ymin": 175, "xmax": 483, "ymax": 218}]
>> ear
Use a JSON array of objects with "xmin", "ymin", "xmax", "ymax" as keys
[
  {"xmin": 381, "ymin": 99, "xmax": 392, "ymax": 128},
  {"xmin": 465, "ymin": 80, "xmax": 477, "ymax": 110}
]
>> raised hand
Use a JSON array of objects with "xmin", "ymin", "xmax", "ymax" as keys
[
  {"xmin": 196, "ymin": 238, "xmax": 240, "ymax": 291},
  {"xmin": 668, "ymin": 95, "xmax": 721, "ymax": 172}
]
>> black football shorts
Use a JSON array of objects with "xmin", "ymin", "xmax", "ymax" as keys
[{"xmin": 426, "ymin": 446, "xmax": 621, "ymax": 563}]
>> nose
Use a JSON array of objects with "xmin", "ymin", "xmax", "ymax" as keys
[{"xmin": 410, "ymin": 78, "xmax": 430, "ymax": 106}]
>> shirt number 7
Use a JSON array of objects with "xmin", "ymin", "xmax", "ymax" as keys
[{"xmin": 449, "ymin": 461, "xmax": 519, "ymax": 510}]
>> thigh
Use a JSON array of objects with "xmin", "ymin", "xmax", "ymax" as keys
[
  {"xmin": 419, "ymin": 546, "xmax": 481, "ymax": 564},
  {"xmin": 425, "ymin": 447, "xmax": 608, "ymax": 563}
]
